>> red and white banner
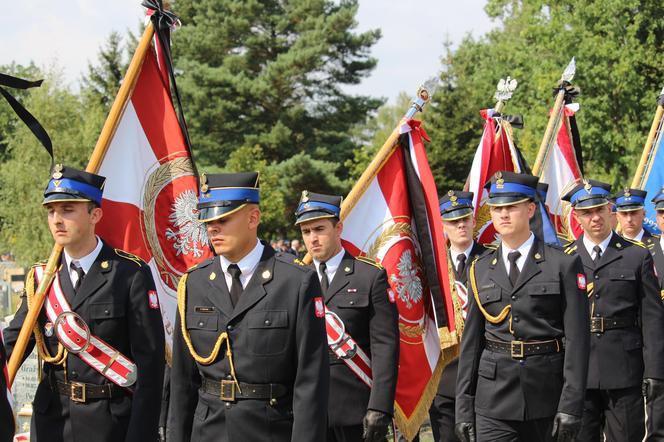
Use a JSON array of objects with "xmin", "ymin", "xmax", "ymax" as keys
[
  {"xmin": 465, "ymin": 110, "xmax": 525, "ymax": 244},
  {"xmin": 342, "ymin": 120, "xmax": 452, "ymax": 440},
  {"xmin": 539, "ymin": 104, "xmax": 583, "ymax": 240},
  {"xmin": 96, "ymin": 43, "xmax": 212, "ymax": 354}
]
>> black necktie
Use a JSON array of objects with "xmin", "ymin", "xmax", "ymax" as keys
[
  {"xmin": 507, "ymin": 251, "xmax": 521, "ymax": 287},
  {"xmin": 319, "ymin": 262, "xmax": 329, "ymax": 293},
  {"xmin": 593, "ymin": 245, "xmax": 602, "ymax": 265},
  {"xmin": 70, "ymin": 261, "xmax": 85, "ymax": 293},
  {"xmin": 456, "ymin": 254, "xmax": 467, "ymax": 276},
  {"xmin": 227, "ymin": 264, "xmax": 243, "ymax": 307}
]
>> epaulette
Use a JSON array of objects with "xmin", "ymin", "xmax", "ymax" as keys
[
  {"xmin": 356, "ymin": 255, "xmax": 384, "ymax": 270},
  {"xmin": 653, "ymin": 233, "xmax": 661, "ymax": 240},
  {"xmin": 187, "ymin": 257, "xmax": 214, "ymax": 272},
  {"xmin": 484, "ymin": 242, "xmax": 498, "ymax": 250},
  {"xmin": 114, "ymin": 249, "xmax": 146, "ymax": 266},
  {"xmin": 621, "ymin": 237, "xmax": 645, "ymax": 248},
  {"xmin": 274, "ymin": 254, "xmax": 311, "ymax": 271},
  {"xmin": 564, "ymin": 244, "xmax": 578, "ymax": 255}
]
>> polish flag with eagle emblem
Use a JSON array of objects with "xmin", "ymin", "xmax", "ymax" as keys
[
  {"xmin": 341, "ymin": 119, "xmax": 458, "ymax": 441},
  {"xmin": 95, "ymin": 35, "xmax": 212, "ymax": 356}
]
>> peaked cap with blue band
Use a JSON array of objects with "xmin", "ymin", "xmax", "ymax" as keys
[
  {"xmin": 294, "ymin": 191, "xmax": 342, "ymax": 225},
  {"xmin": 561, "ymin": 179, "xmax": 611, "ymax": 209},
  {"xmin": 614, "ymin": 188, "xmax": 646, "ymax": 212},
  {"xmin": 484, "ymin": 171, "xmax": 538, "ymax": 206},
  {"xmin": 652, "ymin": 186, "xmax": 664, "ymax": 211},
  {"xmin": 439, "ymin": 190, "xmax": 474, "ymax": 221},
  {"xmin": 43, "ymin": 164, "xmax": 105, "ymax": 206},
  {"xmin": 197, "ymin": 172, "xmax": 260, "ymax": 222}
]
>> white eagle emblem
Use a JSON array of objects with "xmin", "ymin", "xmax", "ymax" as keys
[
  {"xmin": 389, "ymin": 249, "xmax": 423, "ymax": 309},
  {"xmin": 165, "ymin": 190, "xmax": 208, "ymax": 258}
]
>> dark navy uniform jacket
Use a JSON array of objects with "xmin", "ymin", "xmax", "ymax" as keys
[{"xmin": 456, "ymin": 237, "xmax": 590, "ymax": 422}]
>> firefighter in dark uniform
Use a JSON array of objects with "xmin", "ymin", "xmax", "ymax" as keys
[
  {"xmin": 645, "ymin": 187, "xmax": 664, "ymax": 441},
  {"xmin": 615, "ymin": 188, "xmax": 658, "ymax": 248},
  {"xmin": 0, "ymin": 333, "xmax": 14, "ymax": 442},
  {"xmin": 4, "ymin": 165, "xmax": 165, "ymax": 442},
  {"xmin": 428, "ymin": 191, "xmax": 487, "ymax": 442},
  {"xmin": 562, "ymin": 179, "xmax": 664, "ymax": 442},
  {"xmin": 168, "ymin": 173, "xmax": 329, "ymax": 442},
  {"xmin": 455, "ymin": 171, "xmax": 590, "ymax": 442},
  {"xmin": 294, "ymin": 191, "xmax": 399, "ymax": 442}
]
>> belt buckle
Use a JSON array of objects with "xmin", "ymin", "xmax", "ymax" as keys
[
  {"xmin": 70, "ymin": 382, "xmax": 86, "ymax": 403},
  {"xmin": 220, "ymin": 380, "xmax": 236, "ymax": 402},
  {"xmin": 511, "ymin": 340, "xmax": 524, "ymax": 358},
  {"xmin": 591, "ymin": 317, "xmax": 604, "ymax": 333}
]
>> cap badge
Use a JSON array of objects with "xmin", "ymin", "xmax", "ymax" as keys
[
  {"xmin": 52, "ymin": 180, "xmax": 61, "ymax": 188},
  {"xmin": 447, "ymin": 190, "xmax": 455, "ymax": 197},
  {"xmin": 301, "ymin": 190, "xmax": 310, "ymax": 203},
  {"xmin": 583, "ymin": 179, "xmax": 592, "ymax": 192},
  {"xmin": 200, "ymin": 173, "xmax": 209, "ymax": 193},
  {"xmin": 52, "ymin": 163, "xmax": 63, "ymax": 180},
  {"xmin": 624, "ymin": 188, "xmax": 631, "ymax": 197},
  {"xmin": 450, "ymin": 194, "xmax": 458, "ymax": 206}
]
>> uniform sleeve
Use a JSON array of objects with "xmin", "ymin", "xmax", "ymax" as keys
[
  {"xmin": 125, "ymin": 265, "xmax": 165, "ymax": 442},
  {"xmin": 455, "ymin": 265, "xmax": 485, "ymax": 424},
  {"xmin": 639, "ymin": 250, "xmax": 664, "ymax": 380},
  {"xmin": 291, "ymin": 270, "xmax": 329, "ymax": 442},
  {"xmin": 557, "ymin": 254, "xmax": 590, "ymax": 417},
  {"xmin": 367, "ymin": 268, "xmax": 399, "ymax": 414},
  {"xmin": 166, "ymin": 306, "xmax": 201, "ymax": 442},
  {"xmin": 0, "ymin": 335, "xmax": 16, "ymax": 442}
]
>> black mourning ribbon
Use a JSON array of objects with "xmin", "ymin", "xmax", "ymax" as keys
[
  {"xmin": 0, "ymin": 73, "xmax": 53, "ymax": 166},
  {"xmin": 491, "ymin": 111, "xmax": 524, "ymax": 129},
  {"xmin": 553, "ymin": 83, "xmax": 581, "ymax": 104},
  {"xmin": 657, "ymin": 92, "xmax": 664, "ymax": 107},
  {"xmin": 141, "ymin": 0, "xmax": 198, "ymax": 179}
]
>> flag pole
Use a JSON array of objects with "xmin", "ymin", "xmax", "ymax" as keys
[
  {"xmin": 7, "ymin": 22, "xmax": 156, "ymax": 385},
  {"xmin": 301, "ymin": 81, "xmax": 436, "ymax": 265},
  {"xmin": 532, "ymin": 58, "xmax": 576, "ymax": 177},
  {"xmin": 631, "ymin": 87, "xmax": 664, "ymax": 189}
]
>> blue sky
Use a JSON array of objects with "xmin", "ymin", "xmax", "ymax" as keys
[{"xmin": 2, "ymin": 0, "xmax": 495, "ymax": 103}]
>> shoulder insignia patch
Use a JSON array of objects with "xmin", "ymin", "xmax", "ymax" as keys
[
  {"xmin": 356, "ymin": 255, "xmax": 384, "ymax": 270},
  {"xmin": 564, "ymin": 244, "xmax": 578, "ymax": 255},
  {"xmin": 293, "ymin": 258, "xmax": 307, "ymax": 266},
  {"xmin": 114, "ymin": 249, "xmax": 145, "ymax": 266}
]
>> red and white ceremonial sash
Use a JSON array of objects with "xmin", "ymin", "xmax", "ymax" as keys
[
  {"xmin": 324, "ymin": 306, "xmax": 373, "ymax": 388},
  {"xmin": 34, "ymin": 266, "xmax": 137, "ymax": 387}
]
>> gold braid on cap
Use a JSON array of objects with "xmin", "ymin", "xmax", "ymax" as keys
[
  {"xmin": 177, "ymin": 274, "xmax": 241, "ymax": 392},
  {"xmin": 469, "ymin": 259, "xmax": 511, "ymax": 324},
  {"xmin": 25, "ymin": 266, "xmax": 67, "ymax": 365}
]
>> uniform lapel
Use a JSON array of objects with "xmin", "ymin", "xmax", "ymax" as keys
[
  {"xmin": 575, "ymin": 236, "xmax": 595, "ymax": 272},
  {"xmin": 594, "ymin": 232, "xmax": 622, "ymax": 271},
  {"xmin": 511, "ymin": 238, "xmax": 543, "ymax": 293},
  {"xmin": 324, "ymin": 252, "xmax": 353, "ymax": 303},
  {"xmin": 205, "ymin": 256, "xmax": 235, "ymax": 318},
  {"xmin": 70, "ymin": 243, "xmax": 112, "ymax": 311},
  {"xmin": 652, "ymin": 240, "xmax": 664, "ymax": 283},
  {"xmin": 58, "ymin": 259, "xmax": 76, "ymax": 306},
  {"xmin": 230, "ymin": 246, "xmax": 275, "ymax": 321},
  {"xmin": 488, "ymin": 247, "xmax": 512, "ymax": 293}
]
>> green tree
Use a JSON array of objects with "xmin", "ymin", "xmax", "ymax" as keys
[
  {"xmin": 81, "ymin": 31, "xmax": 128, "ymax": 111},
  {"xmin": 172, "ymin": 0, "xmax": 382, "ymax": 172},
  {"xmin": 426, "ymin": 0, "xmax": 664, "ymax": 189}
]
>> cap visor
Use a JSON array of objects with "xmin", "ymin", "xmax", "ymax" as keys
[
  {"xmin": 486, "ymin": 196, "xmax": 531, "ymax": 207},
  {"xmin": 42, "ymin": 194, "xmax": 93, "ymax": 205},
  {"xmin": 198, "ymin": 203, "xmax": 247, "ymax": 223},
  {"xmin": 573, "ymin": 198, "xmax": 609, "ymax": 210},
  {"xmin": 295, "ymin": 211, "xmax": 338, "ymax": 226},
  {"xmin": 616, "ymin": 205, "xmax": 644, "ymax": 212},
  {"xmin": 441, "ymin": 207, "xmax": 473, "ymax": 221}
]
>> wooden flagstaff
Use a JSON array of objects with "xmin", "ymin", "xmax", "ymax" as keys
[
  {"xmin": 7, "ymin": 22, "xmax": 156, "ymax": 385},
  {"xmin": 532, "ymin": 58, "xmax": 576, "ymax": 177},
  {"xmin": 631, "ymin": 87, "xmax": 664, "ymax": 189},
  {"xmin": 301, "ymin": 81, "xmax": 436, "ymax": 265}
]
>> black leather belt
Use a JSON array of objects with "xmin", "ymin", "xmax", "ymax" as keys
[
  {"xmin": 54, "ymin": 380, "xmax": 124, "ymax": 403},
  {"xmin": 485, "ymin": 338, "xmax": 562, "ymax": 359},
  {"xmin": 201, "ymin": 377, "xmax": 288, "ymax": 402},
  {"xmin": 590, "ymin": 316, "xmax": 636, "ymax": 333}
]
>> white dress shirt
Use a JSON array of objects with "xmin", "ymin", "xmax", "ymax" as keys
[
  {"xmin": 313, "ymin": 248, "xmax": 345, "ymax": 285},
  {"xmin": 623, "ymin": 229, "xmax": 645, "ymax": 242},
  {"xmin": 450, "ymin": 242, "xmax": 474, "ymax": 271},
  {"xmin": 582, "ymin": 231, "xmax": 613, "ymax": 261},
  {"xmin": 63, "ymin": 236, "xmax": 103, "ymax": 287},
  {"xmin": 500, "ymin": 232, "xmax": 535, "ymax": 274},
  {"xmin": 219, "ymin": 239, "xmax": 264, "ymax": 290}
]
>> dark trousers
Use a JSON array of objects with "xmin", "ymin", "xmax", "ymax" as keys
[
  {"xmin": 576, "ymin": 386, "xmax": 644, "ymax": 442},
  {"xmin": 327, "ymin": 425, "xmax": 366, "ymax": 442},
  {"xmin": 428, "ymin": 394, "xmax": 460, "ymax": 442},
  {"xmin": 475, "ymin": 413, "xmax": 553, "ymax": 442},
  {"xmin": 646, "ymin": 385, "xmax": 664, "ymax": 441}
]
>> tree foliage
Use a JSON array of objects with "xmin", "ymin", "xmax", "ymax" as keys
[{"xmin": 425, "ymin": 0, "xmax": 664, "ymax": 190}]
